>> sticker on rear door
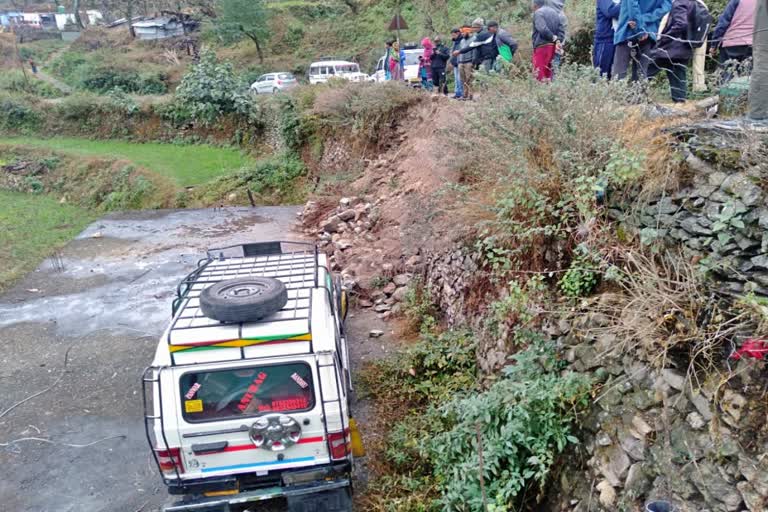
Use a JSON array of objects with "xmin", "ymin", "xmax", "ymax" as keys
[
  {"xmin": 185, "ymin": 399, "xmax": 203, "ymax": 413},
  {"xmin": 184, "ymin": 383, "xmax": 202, "ymax": 399},
  {"xmin": 291, "ymin": 372, "xmax": 308, "ymax": 389}
]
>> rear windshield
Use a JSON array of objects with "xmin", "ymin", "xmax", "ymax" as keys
[
  {"xmin": 278, "ymin": 73, "xmax": 295, "ymax": 80},
  {"xmin": 180, "ymin": 363, "xmax": 314, "ymax": 422},
  {"xmin": 404, "ymin": 52, "xmax": 421, "ymax": 66},
  {"xmin": 336, "ymin": 64, "xmax": 359, "ymax": 73}
]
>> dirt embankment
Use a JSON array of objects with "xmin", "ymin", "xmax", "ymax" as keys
[{"xmin": 298, "ymin": 96, "xmax": 471, "ymax": 303}]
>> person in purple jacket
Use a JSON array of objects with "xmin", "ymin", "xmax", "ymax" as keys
[
  {"xmin": 594, "ymin": 0, "xmax": 621, "ymax": 77},
  {"xmin": 645, "ymin": 0, "xmax": 695, "ymax": 101}
]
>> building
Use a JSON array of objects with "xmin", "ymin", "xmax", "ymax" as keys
[{"xmin": 132, "ymin": 16, "xmax": 185, "ymax": 40}]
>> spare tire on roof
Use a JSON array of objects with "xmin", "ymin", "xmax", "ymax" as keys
[{"xmin": 200, "ymin": 277, "xmax": 288, "ymax": 323}]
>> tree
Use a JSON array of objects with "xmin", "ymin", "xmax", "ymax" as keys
[{"xmin": 214, "ymin": 0, "xmax": 270, "ymax": 63}]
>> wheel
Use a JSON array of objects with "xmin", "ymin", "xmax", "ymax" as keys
[
  {"xmin": 200, "ymin": 277, "xmax": 287, "ymax": 323},
  {"xmin": 273, "ymin": 87, "xmax": 279, "ymax": 94}
]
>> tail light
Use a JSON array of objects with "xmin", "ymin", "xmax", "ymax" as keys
[
  {"xmin": 277, "ymin": 80, "xmax": 283, "ymax": 85},
  {"xmin": 327, "ymin": 430, "xmax": 350, "ymax": 460},
  {"xmin": 156, "ymin": 447, "xmax": 184, "ymax": 475}
]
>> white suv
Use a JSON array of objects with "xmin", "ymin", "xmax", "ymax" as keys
[{"xmin": 143, "ymin": 241, "xmax": 358, "ymax": 512}]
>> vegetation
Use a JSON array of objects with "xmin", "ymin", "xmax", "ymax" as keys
[
  {"xmin": 50, "ymin": 49, "xmax": 168, "ymax": 94},
  {"xmin": 0, "ymin": 189, "xmax": 95, "ymax": 291},
  {"xmin": 0, "ymin": 137, "xmax": 253, "ymax": 187},
  {"xmin": 213, "ymin": 0, "xmax": 271, "ymax": 62}
]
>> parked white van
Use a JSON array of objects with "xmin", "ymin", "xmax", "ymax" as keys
[
  {"xmin": 143, "ymin": 241, "xmax": 362, "ymax": 512},
  {"xmin": 372, "ymin": 49, "xmax": 423, "ymax": 86},
  {"xmin": 308, "ymin": 60, "xmax": 368, "ymax": 85}
]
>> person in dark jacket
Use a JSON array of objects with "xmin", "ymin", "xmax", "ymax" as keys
[
  {"xmin": 532, "ymin": 0, "xmax": 565, "ymax": 81},
  {"xmin": 453, "ymin": 20, "xmax": 484, "ymax": 99},
  {"xmin": 710, "ymin": 0, "xmax": 756, "ymax": 83},
  {"xmin": 612, "ymin": 0, "xmax": 671, "ymax": 80},
  {"xmin": 431, "ymin": 36, "xmax": 451, "ymax": 94},
  {"xmin": 488, "ymin": 20, "xmax": 519, "ymax": 66},
  {"xmin": 593, "ymin": 0, "xmax": 621, "ymax": 77},
  {"xmin": 646, "ymin": 0, "xmax": 695, "ymax": 101},
  {"xmin": 471, "ymin": 25, "xmax": 498, "ymax": 71},
  {"xmin": 450, "ymin": 28, "xmax": 464, "ymax": 98}
]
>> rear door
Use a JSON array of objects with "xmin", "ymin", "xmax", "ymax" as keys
[{"xmin": 174, "ymin": 359, "xmax": 332, "ymax": 480}]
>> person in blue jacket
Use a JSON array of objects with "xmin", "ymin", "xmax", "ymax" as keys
[
  {"xmin": 612, "ymin": 0, "xmax": 672, "ymax": 80},
  {"xmin": 594, "ymin": 0, "xmax": 621, "ymax": 77}
]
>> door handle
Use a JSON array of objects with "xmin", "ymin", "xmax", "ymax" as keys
[{"xmin": 191, "ymin": 441, "xmax": 229, "ymax": 455}]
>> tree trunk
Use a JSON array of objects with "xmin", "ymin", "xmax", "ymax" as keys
[
  {"xmin": 748, "ymin": 0, "xmax": 768, "ymax": 120},
  {"xmin": 73, "ymin": 0, "xmax": 85, "ymax": 28},
  {"xmin": 126, "ymin": 0, "xmax": 136, "ymax": 38},
  {"xmin": 342, "ymin": 0, "xmax": 359, "ymax": 14},
  {"xmin": 247, "ymin": 34, "xmax": 264, "ymax": 63}
]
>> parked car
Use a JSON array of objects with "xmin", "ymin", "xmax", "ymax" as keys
[
  {"xmin": 308, "ymin": 60, "xmax": 368, "ymax": 85},
  {"xmin": 250, "ymin": 72, "xmax": 298, "ymax": 94},
  {"xmin": 372, "ymin": 48, "xmax": 423, "ymax": 87},
  {"xmin": 143, "ymin": 241, "xmax": 362, "ymax": 512}
]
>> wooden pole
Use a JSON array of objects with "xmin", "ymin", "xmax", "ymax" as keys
[{"xmin": 12, "ymin": 34, "xmax": 30, "ymax": 86}]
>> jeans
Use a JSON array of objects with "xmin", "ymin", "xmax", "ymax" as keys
[
  {"xmin": 453, "ymin": 65, "xmax": 463, "ymax": 97},
  {"xmin": 647, "ymin": 58, "xmax": 689, "ymax": 102},
  {"xmin": 612, "ymin": 39, "xmax": 654, "ymax": 81},
  {"xmin": 593, "ymin": 40, "xmax": 615, "ymax": 78}
]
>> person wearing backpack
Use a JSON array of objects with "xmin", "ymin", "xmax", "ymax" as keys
[
  {"xmin": 612, "ymin": 0, "xmax": 671, "ymax": 80},
  {"xmin": 710, "ymin": 0, "xmax": 756, "ymax": 82},
  {"xmin": 645, "ymin": 0, "xmax": 696, "ymax": 101}
]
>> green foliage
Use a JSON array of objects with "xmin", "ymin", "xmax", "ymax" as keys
[
  {"xmin": 99, "ymin": 166, "xmax": 156, "ymax": 211},
  {"xmin": 484, "ymin": 275, "xmax": 547, "ymax": 341},
  {"xmin": 402, "ymin": 277, "xmax": 439, "ymax": 334},
  {"xmin": 0, "ymin": 95, "xmax": 40, "ymax": 132},
  {"xmin": 214, "ymin": 0, "xmax": 270, "ymax": 53},
  {"xmin": 430, "ymin": 341, "xmax": 591, "ymax": 511},
  {"xmin": 0, "ymin": 71, "xmax": 62, "ymax": 98},
  {"xmin": 170, "ymin": 49, "xmax": 253, "ymax": 125},
  {"xmin": 50, "ymin": 51, "xmax": 167, "ymax": 94},
  {"xmin": 23, "ymin": 176, "xmax": 44, "ymax": 194},
  {"xmin": 559, "ymin": 245, "xmax": 602, "ymax": 298}
]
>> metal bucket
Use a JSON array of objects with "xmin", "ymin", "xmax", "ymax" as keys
[{"xmin": 645, "ymin": 500, "xmax": 678, "ymax": 512}]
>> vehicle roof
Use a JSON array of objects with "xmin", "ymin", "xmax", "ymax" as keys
[
  {"xmin": 153, "ymin": 242, "xmax": 338, "ymax": 367},
  {"xmin": 309, "ymin": 60, "xmax": 359, "ymax": 67},
  {"xmin": 257, "ymin": 71, "xmax": 294, "ymax": 75}
]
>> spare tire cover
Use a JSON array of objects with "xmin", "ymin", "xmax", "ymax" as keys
[{"xmin": 199, "ymin": 277, "xmax": 288, "ymax": 323}]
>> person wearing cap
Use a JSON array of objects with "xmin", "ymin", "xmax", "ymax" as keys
[
  {"xmin": 452, "ymin": 19, "xmax": 485, "ymax": 99},
  {"xmin": 449, "ymin": 28, "xmax": 464, "ymax": 98},
  {"xmin": 487, "ymin": 21, "xmax": 518, "ymax": 67},
  {"xmin": 532, "ymin": 0, "xmax": 565, "ymax": 81}
]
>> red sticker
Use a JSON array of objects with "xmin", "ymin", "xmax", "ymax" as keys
[
  {"xmin": 291, "ymin": 372, "xmax": 309, "ymax": 389},
  {"xmin": 184, "ymin": 383, "xmax": 201, "ymax": 400},
  {"xmin": 238, "ymin": 372, "xmax": 268, "ymax": 411}
]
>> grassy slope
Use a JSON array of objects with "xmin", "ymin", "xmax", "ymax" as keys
[
  {"xmin": 0, "ymin": 190, "xmax": 95, "ymax": 291},
  {"xmin": 0, "ymin": 137, "xmax": 254, "ymax": 187}
]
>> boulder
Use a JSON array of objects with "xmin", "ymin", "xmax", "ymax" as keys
[
  {"xmin": 337, "ymin": 209, "xmax": 357, "ymax": 222},
  {"xmin": 596, "ymin": 481, "xmax": 617, "ymax": 508},
  {"xmin": 393, "ymin": 273, "xmax": 411, "ymax": 287},
  {"xmin": 322, "ymin": 216, "xmax": 343, "ymax": 233}
]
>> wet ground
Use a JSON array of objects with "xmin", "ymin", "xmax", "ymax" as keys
[{"xmin": 0, "ymin": 207, "xmax": 304, "ymax": 512}]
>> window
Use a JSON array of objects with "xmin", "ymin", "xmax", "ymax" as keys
[
  {"xmin": 310, "ymin": 66, "xmax": 319, "ymax": 75},
  {"xmin": 336, "ymin": 64, "xmax": 359, "ymax": 73},
  {"xmin": 266, "ymin": 75, "xmax": 275, "ymax": 81},
  {"xmin": 278, "ymin": 73, "xmax": 294, "ymax": 80},
  {"xmin": 404, "ymin": 52, "xmax": 421, "ymax": 66},
  {"xmin": 180, "ymin": 363, "xmax": 315, "ymax": 423}
]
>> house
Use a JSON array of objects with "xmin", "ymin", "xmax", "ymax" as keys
[
  {"xmin": 132, "ymin": 16, "xmax": 185, "ymax": 40},
  {"xmin": 0, "ymin": 11, "xmax": 23, "ymax": 27}
]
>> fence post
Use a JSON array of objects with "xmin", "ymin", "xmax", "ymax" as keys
[{"xmin": 748, "ymin": 0, "xmax": 768, "ymax": 119}]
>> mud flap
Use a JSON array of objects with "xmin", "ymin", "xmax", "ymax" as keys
[{"xmin": 286, "ymin": 487, "xmax": 352, "ymax": 512}]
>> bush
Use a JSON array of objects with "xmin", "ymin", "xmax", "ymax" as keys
[
  {"xmin": 0, "ymin": 95, "xmax": 40, "ymax": 132},
  {"xmin": 0, "ymin": 71, "xmax": 62, "ymax": 98},
  {"xmin": 78, "ymin": 66, "xmax": 167, "ymax": 94},
  {"xmin": 169, "ymin": 49, "xmax": 252, "ymax": 125}
]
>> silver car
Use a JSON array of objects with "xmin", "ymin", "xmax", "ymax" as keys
[{"xmin": 250, "ymin": 72, "xmax": 298, "ymax": 94}]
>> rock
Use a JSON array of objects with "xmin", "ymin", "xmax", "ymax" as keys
[
  {"xmin": 686, "ymin": 411, "xmax": 706, "ymax": 430},
  {"xmin": 661, "ymin": 369, "xmax": 686, "ymax": 391},
  {"xmin": 631, "ymin": 415, "xmax": 654, "ymax": 437},
  {"xmin": 737, "ymin": 481, "xmax": 764, "ymax": 511},
  {"xmin": 694, "ymin": 461, "xmax": 743, "ymax": 511},
  {"xmin": 625, "ymin": 463, "xmax": 652, "ymax": 498},
  {"xmin": 339, "ymin": 197, "xmax": 351, "ymax": 208},
  {"xmin": 680, "ymin": 216, "xmax": 713, "ymax": 236},
  {"xmin": 382, "ymin": 282, "xmax": 397, "ymax": 295},
  {"xmin": 358, "ymin": 299, "xmax": 374, "ymax": 308},
  {"xmin": 596, "ymin": 481, "xmax": 617, "ymax": 508},
  {"xmin": 597, "ymin": 445, "xmax": 631, "ymax": 487},
  {"xmin": 687, "ymin": 389, "xmax": 713, "ymax": 420},
  {"xmin": 227, "ymin": 192, "xmax": 237, "ymax": 201},
  {"xmin": 392, "ymin": 274, "xmax": 411, "ymax": 287},
  {"xmin": 405, "ymin": 255, "xmax": 422, "ymax": 269},
  {"xmin": 720, "ymin": 389, "xmax": 747, "ymax": 426},
  {"xmin": 373, "ymin": 303, "xmax": 391, "ymax": 313},
  {"xmin": 337, "ymin": 209, "xmax": 357, "ymax": 222},
  {"xmin": 596, "ymin": 431, "xmax": 613, "ymax": 446},
  {"xmin": 751, "ymin": 254, "xmax": 768, "ymax": 270},
  {"xmin": 721, "ymin": 174, "xmax": 764, "ymax": 206},
  {"xmin": 322, "ymin": 216, "xmax": 343, "ymax": 233},
  {"xmin": 369, "ymin": 329, "xmax": 384, "ymax": 338},
  {"xmin": 738, "ymin": 455, "xmax": 768, "ymax": 496},
  {"xmin": 392, "ymin": 286, "xmax": 408, "ymax": 302},
  {"xmin": 381, "ymin": 263, "xmax": 394, "ymax": 272},
  {"xmin": 620, "ymin": 433, "xmax": 646, "ymax": 461}
]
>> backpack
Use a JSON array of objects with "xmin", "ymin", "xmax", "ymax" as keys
[{"xmin": 687, "ymin": 0, "xmax": 713, "ymax": 48}]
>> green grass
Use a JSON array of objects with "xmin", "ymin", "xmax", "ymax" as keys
[
  {"xmin": 0, "ymin": 137, "xmax": 254, "ymax": 187},
  {"xmin": 0, "ymin": 190, "xmax": 96, "ymax": 291}
]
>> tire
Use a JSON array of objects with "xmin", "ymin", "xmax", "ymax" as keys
[
  {"xmin": 273, "ymin": 87, "xmax": 279, "ymax": 94},
  {"xmin": 199, "ymin": 277, "xmax": 288, "ymax": 323}
]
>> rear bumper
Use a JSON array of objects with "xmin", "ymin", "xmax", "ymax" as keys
[
  {"xmin": 163, "ymin": 463, "xmax": 351, "ymax": 511},
  {"xmin": 164, "ymin": 478, "xmax": 350, "ymax": 511}
]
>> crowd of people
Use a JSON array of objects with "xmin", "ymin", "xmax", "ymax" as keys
[{"xmin": 380, "ymin": 0, "xmax": 757, "ymax": 103}]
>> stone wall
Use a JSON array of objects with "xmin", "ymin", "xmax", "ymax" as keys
[{"xmin": 631, "ymin": 123, "xmax": 768, "ymax": 297}]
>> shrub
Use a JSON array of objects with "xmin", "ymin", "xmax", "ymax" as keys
[
  {"xmin": 0, "ymin": 95, "xmax": 40, "ymax": 132},
  {"xmin": 169, "ymin": 49, "xmax": 252, "ymax": 125},
  {"xmin": 78, "ymin": 66, "xmax": 167, "ymax": 94},
  {"xmin": 101, "ymin": 166, "xmax": 156, "ymax": 211},
  {"xmin": 0, "ymin": 71, "xmax": 61, "ymax": 98}
]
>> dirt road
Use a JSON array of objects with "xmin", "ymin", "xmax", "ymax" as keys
[{"xmin": 0, "ymin": 207, "xmax": 305, "ymax": 512}]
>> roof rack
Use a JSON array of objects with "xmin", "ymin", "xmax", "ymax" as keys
[{"xmin": 167, "ymin": 241, "xmax": 322, "ymax": 365}]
